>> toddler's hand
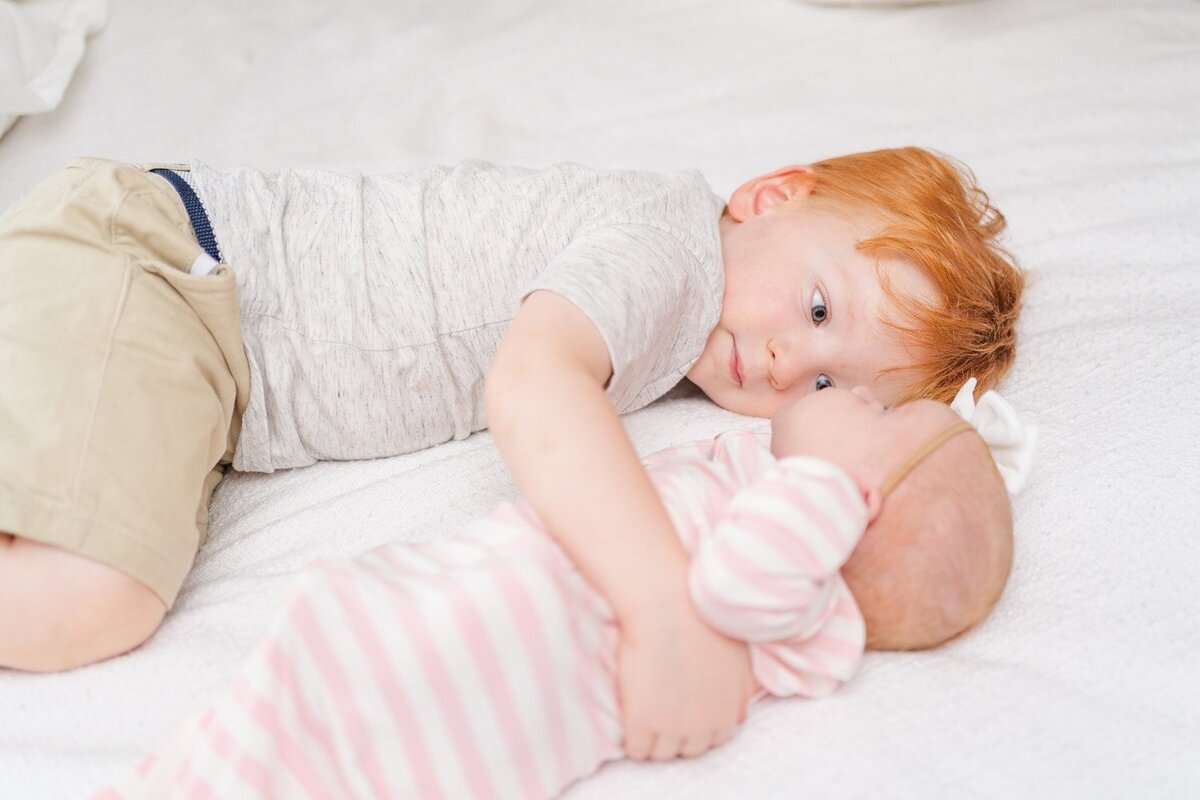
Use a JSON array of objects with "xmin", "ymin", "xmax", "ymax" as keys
[{"xmin": 617, "ymin": 591, "xmax": 756, "ymax": 761}]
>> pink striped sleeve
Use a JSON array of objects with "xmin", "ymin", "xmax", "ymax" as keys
[
  {"xmin": 641, "ymin": 436, "xmax": 719, "ymax": 470},
  {"xmin": 687, "ymin": 455, "xmax": 867, "ymax": 697}
]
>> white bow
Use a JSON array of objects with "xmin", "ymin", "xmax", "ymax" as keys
[{"xmin": 950, "ymin": 378, "xmax": 1037, "ymax": 495}]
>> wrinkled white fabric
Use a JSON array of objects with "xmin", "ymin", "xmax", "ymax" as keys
[{"xmin": 0, "ymin": 0, "xmax": 107, "ymax": 136}]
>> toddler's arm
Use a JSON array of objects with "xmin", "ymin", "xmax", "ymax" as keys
[{"xmin": 486, "ymin": 290, "xmax": 755, "ymax": 761}]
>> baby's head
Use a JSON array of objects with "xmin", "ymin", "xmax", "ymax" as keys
[
  {"xmin": 771, "ymin": 386, "xmax": 1013, "ymax": 650},
  {"xmin": 688, "ymin": 146, "xmax": 1024, "ymax": 416}
]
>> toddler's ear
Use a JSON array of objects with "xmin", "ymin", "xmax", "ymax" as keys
[{"xmin": 727, "ymin": 165, "xmax": 815, "ymax": 221}]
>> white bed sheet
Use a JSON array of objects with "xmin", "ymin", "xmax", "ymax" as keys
[{"xmin": 1, "ymin": 0, "xmax": 1198, "ymax": 797}]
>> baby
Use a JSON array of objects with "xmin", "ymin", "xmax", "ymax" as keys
[{"xmin": 99, "ymin": 382, "xmax": 1030, "ymax": 800}]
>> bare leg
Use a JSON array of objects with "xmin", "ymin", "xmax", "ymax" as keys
[{"xmin": 0, "ymin": 532, "xmax": 166, "ymax": 672}]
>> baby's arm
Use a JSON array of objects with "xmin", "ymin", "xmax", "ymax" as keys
[
  {"xmin": 486, "ymin": 290, "xmax": 755, "ymax": 761},
  {"xmin": 689, "ymin": 458, "xmax": 867, "ymax": 697}
]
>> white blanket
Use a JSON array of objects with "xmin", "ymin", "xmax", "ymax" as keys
[{"xmin": 1, "ymin": 0, "xmax": 1198, "ymax": 797}]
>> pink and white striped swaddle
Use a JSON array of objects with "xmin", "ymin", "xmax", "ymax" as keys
[{"xmin": 100, "ymin": 431, "xmax": 866, "ymax": 800}]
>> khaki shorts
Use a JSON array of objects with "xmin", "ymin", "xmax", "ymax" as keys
[{"xmin": 0, "ymin": 158, "xmax": 250, "ymax": 606}]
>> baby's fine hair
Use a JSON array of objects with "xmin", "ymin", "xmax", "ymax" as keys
[
  {"xmin": 807, "ymin": 147, "xmax": 1024, "ymax": 403},
  {"xmin": 842, "ymin": 431, "xmax": 1014, "ymax": 651}
]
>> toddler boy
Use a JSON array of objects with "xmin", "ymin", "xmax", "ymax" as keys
[{"xmin": 0, "ymin": 147, "xmax": 1022, "ymax": 758}]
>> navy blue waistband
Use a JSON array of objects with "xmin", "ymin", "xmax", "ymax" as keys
[{"xmin": 151, "ymin": 168, "xmax": 222, "ymax": 263}]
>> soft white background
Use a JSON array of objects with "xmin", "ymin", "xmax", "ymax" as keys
[{"xmin": 1, "ymin": 0, "xmax": 1198, "ymax": 798}]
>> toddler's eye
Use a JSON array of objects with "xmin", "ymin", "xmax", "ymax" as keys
[
  {"xmin": 811, "ymin": 288, "xmax": 828, "ymax": 325},
  {"xmin": 815, "ymin": 374, "xmax": 833, "ymax": 391}
]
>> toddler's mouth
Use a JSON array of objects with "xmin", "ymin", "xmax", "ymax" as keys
[{"xmin": 730, "ymin": 340, "xmax": 744, "ymax": 386}]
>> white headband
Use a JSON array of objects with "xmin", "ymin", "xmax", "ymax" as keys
[{"xmin": 950, "ymin": 378, "xmax": 1038, "ymax": 496}]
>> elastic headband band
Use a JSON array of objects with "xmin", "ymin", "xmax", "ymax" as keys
[{"xmin": 881, "ymin": 421, "xmax": 976, "ymax": 498}]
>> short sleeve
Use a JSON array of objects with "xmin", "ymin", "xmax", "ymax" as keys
[
  {"xmin": 523, "ymin": 223, "xmax": 721, "ymax": 413},
  {"xmin": 688, "ymin": 456, "xmax": 868, "ymax": 698}
]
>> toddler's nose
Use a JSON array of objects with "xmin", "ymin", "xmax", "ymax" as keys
[{"xmin": 766, "ymin": 337, "xmax": 802, "ymax": 391}]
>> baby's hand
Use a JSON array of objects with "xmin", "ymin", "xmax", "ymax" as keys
[
  {"xmin": 769, "ymin": 386, "xmax": 886, "ymax": 460},
  {"xmin": 617, "ymin": 590, "xmax": 756, "ymax": 761}
]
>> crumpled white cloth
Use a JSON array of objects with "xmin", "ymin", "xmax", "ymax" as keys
[
  {"xmin": 951, "ymin": 377, "xmax": 1038, "ymax": 495},
  {"xmin": 0, "ymin": 0, "xmax": 107, "ymax": 136}
]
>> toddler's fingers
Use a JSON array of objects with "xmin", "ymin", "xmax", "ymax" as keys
[
  {"xmin": 623, "ymin": 729, "xmax": 655, "ymax": 761},
  {"xmin": 649, "ymin": 734, "xmax": 684, "ymax": 762},
  {"xmin": 679, "ymin": 734, "xmax": 711, "ymax": 759},
  {"xmin": 714, "ymin": 724, "xmax": 738, "ymax": 748}
]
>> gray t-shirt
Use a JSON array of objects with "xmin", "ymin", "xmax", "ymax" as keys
[{"xmin": 189, "ymin": 160, "xmax": 725, "ymax": 473}]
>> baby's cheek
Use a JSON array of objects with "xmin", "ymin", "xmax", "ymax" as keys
[{"xmin": 768, "ymin": 423, "xmax": 788, "ymax": 457}]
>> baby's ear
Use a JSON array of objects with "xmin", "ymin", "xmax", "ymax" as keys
[
  {"xmin": 727, "ymin": 165, "xmax": 815, "ymax": 221},
  {"xmin": 863, "ymin": 482, "xmax": 884, "ymax": 523}
]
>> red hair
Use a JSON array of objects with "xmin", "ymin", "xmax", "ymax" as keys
[{"xmin": 807, "ymin": 147, "xmax": 1024, "ymax": 402}]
